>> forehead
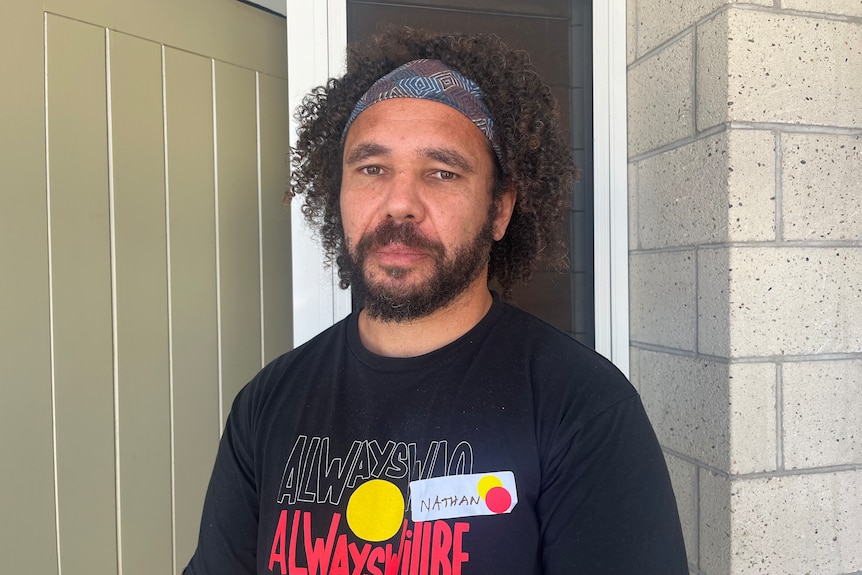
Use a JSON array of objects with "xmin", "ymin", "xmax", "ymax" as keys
[{"xmin": 342, "ymin": 98, "xmax": 494, "ymax": 161}]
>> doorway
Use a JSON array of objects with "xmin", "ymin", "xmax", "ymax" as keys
[{"xmin": 347, "ymin": 0, "xmax": 595, "ymax": 346}]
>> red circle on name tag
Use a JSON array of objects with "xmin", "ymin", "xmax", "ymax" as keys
[{"xmin": 485, "ymin": 486, "xmax": 512, "ymax": 514}]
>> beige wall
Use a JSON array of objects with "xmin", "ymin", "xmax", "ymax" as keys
[
  {"xmin": 0, "ymin": 1, "xmax": 292, "ymax": 574},
  {"xmin": 627, "ymin": 1, "xmax": 861, "ymax": 574}
]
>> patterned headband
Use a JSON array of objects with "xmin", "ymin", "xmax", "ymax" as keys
[{"xmin": 342, "ymin": 59, "xmax": 503, "ymax": 164}]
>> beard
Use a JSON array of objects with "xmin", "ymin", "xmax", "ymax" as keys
[{"xmin": 343, "ymin": 211, "xmax": 496, "ymax": 323}]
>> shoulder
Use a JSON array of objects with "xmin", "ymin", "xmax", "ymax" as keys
[
  {"xmin": 489, "ymin": 302, "xmax": 638, "ymax": 425},
  {"xmin": 228, "ymin": 315, "xmax": 352, "ymax": 415},
  {"xmin": 492, "ymin": 302, "xmax": 633, "ymax": 389}
]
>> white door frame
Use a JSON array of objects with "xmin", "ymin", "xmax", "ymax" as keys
[
  {"xmin": 285, "ymin": 0, "xmax": 630, "ymax": 376},
  {"xmin": 591, "ymin": 0, "xmax": 630, "ymax": 375},
  {"xmin": 286, "ymin": 0, "xmax": 350, "ymax": 347}
]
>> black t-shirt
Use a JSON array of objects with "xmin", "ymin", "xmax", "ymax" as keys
[{"xmin": 185, "ymin": 298, "xmax": 688, "ymax": 574}]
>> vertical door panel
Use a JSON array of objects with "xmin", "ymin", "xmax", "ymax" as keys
[
  {"xmin": 46, "ymin": 14, "xmax": 118, "ymax": 575},
  {"xmin": 164, "ymin": 46, "xmax": 220, "ymax": 570},
  {"xmin": 0, "ymin": 4, "xmax": 58, "ymax": 573},
  {"xmin": 214, "ymin": 61, "xmax": 262, "ymax": 421},
  {"xmin": 259, "ymin": 72, "xmax": 293, "ymax": 363},
  {"xmin": 110, "ymin": 31, "xmax": 173, "ymax": 575},
  {"xmin": 44, "ymin": 0, "xmax": 289, "ymax": 79},
  {"xmin": 45, "ymin": 0, "xmax": 112, "ymax": 30},
  {"xmin": 5, "ymin": 5, "xmax": 289, "ymax": 573}
]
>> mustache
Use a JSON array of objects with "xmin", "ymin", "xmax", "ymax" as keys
[{"xmin": 355, "ymin": 220, "xmax": 444, "ymax": 257}]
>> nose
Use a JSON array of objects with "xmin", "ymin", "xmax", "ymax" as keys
[{"xmin": 380, "ymin": 171, "xmax": 425, "ymax": 223}]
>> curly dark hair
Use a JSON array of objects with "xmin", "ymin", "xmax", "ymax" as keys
[{"xmin": 289, "ymin": 26, "xmax": 576, "ymax": 294}]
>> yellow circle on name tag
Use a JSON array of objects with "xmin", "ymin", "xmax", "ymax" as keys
[{"xmin": 477, "ymin": 474, "xmax": 503, "ymax": 499}]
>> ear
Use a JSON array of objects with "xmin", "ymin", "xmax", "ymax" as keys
[{"xmin": 492, "ymin": 184, "xmax": 517, "ymax": 241}]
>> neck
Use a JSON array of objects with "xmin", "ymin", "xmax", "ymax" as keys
[{"xmin": 357, "ymin": 278, "xmax": 494, "ymax": 358}]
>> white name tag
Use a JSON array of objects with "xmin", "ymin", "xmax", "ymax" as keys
[{"xmin": 410, "ymin": 471, "xmax": 518, "ymax": 522}]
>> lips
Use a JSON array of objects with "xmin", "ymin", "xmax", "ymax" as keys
[
  {"xmin": 356, "ymin": 221, "xmax": 444, "ymax": 268},
  {"xmin": 373, "ymin": 242, "xmax": 430, "ymax": 267}
]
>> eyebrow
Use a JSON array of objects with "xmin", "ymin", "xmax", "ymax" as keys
[
  {"xmin": 344, "ymin": 142, "xmax": 390, "ymax": 165},
  {"xmin": 344, "ymin": 143, "xmax": 477, "ymax": 175},
  {"xmin": 421, "ymin": 147, "xmax": 476, "ymax": 175}
]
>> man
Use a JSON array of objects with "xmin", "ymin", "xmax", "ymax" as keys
[{"xmin": 186, "ymin": 27, "xmax": 687, "ymax": 574}]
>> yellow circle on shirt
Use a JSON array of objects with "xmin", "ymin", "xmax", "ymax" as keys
[{"xmin": 346, "ymin": 479, "xmax": 404, "ymax": 542}]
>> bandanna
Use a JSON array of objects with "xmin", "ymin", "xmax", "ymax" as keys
[{"xmin": 342, "ymin": 59, "xmax": 503, "ymax": 164}]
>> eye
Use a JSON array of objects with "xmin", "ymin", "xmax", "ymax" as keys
[
  {"xmin": 361, "ymin": 165, "xmax": 382, "ymax": 176},
  {"xmin": 434, "ymin": 170, "xmax": 457, "ymax": 181}
]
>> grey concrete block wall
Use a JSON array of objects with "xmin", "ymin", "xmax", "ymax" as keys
[
  {"xmin": 723, "ymin": 247, "xmax": 862, "ymax": 357},
  {"xmin": 730, "ymin": 471, "xmax": 862, "ymax": 574},
  {"xmin": 634, "ymin": 0, "xmax": 772, "ymax": 58},
  {"xmin": 699, "ymin": 470, "xmax": 731, "ymax": 574},
  {"xmin": 635, "ymin": 130, "xmax": 775, "ymax": 249},
  {"xmin": 630, "ymin": 251, "xmax": 697, "ymax": 350},
  {"xmin": 639, "ymin": 352, "xmax": 777, "ymax": 474},
  {"xmin": 782, "ymin": 134, "xmax": 862, "ymax": 241},
  {"xmin": 697, "ymin": 10, "xmax": 862, "ymax": 129},
  {"xmin": 726, "ymin": 362, "xmax": 777, "ymax": 474},
  {"xmin": 665, "ymin": 453, "xmax": 699, "ymax": 565},
  {"xmin": 724, "ymin": 12, "xmax": 861, "ymax": 127},
  {"xmin": 628, "ymin": 33, "xmax": 693, "ymax": 156},
  {"xmin": 784, "ymin": 0, "xmax": 862, "ymax": 17},
  {"xmin": 628, "ymin": 1, "xmax": 862, "ymax": 573},
  {"xmin": 639, "ymin": 352, "xmax": 731, "ymax": 470},
  {"xmin": 696, "ymin": 10, "xmax": 730, "ymax": 132},
  {"xmin": 783, "ymin": 360, "xmax": 862, "ymax": 469},
  {"xmin": 698, "ymin": 247, "xmax": 731, "ymax": 357}
]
